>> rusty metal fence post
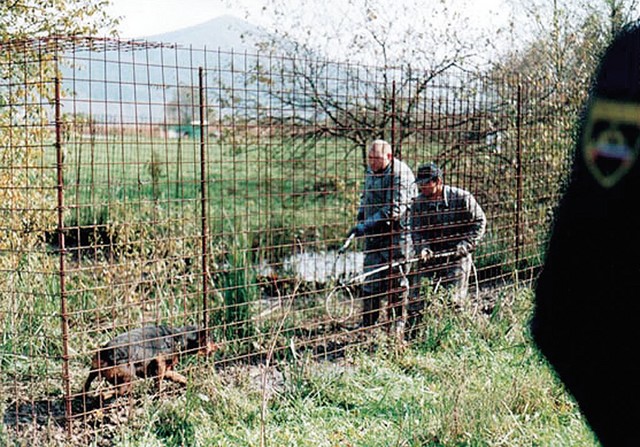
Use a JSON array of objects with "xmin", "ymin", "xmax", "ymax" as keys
[
  {"xmin": 391, "ymin": 80, "xmax": 398, "ymax": 158},
  {"xmin": 388, "ymin": 80, "xmax": 398, "ymax": 327},
  {"xmin": 199, "ymin": 66, "xmax": 210, "ymax": 332},
  {"xmin": 54, "ymin": 57, "xmax": 73, "ymax": 435},
  {"xmin": 515, "ymin": 80, "xmax": 524, "ymax": 271}
]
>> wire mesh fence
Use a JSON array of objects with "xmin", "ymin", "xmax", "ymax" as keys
[{"xmin": 0, "ymin": 36, "xmax": 575, "ymax": 443}]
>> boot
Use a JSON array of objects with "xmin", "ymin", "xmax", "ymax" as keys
[{"xmin": 362, "ymin": 293, "xmax": 380, "ymax": 327}]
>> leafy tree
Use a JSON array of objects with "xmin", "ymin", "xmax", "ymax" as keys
[
  {"xmin": 228, "ymin": 0, "xmax": 498, "ymax": 162},
  {"xmin": 477, "ymin": 0, "xmax": 640, "ymax": 260},
  {"xmin": 487, "ymin": 0, "xmax": 640, "ymax": 177},
  {"xmin": 0, "ymin": 0, "xmax": 118, "ymax": 38},
  {"xmin": 496, "ymin": 0, "xmax": 639, "ymax": 112},
  {"xmin": 0, "ymin": 1, "xmax": 118, "ymax": 259}
]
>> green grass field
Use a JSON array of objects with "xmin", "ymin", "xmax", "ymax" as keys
[{"xmin": 0, "ymin": 286, "xmax": 599, "ymax": 446}]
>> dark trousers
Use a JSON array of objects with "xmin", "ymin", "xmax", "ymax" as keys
[{"xmin": 361, "ymin": 264, "xmax": 410, "ymax": 327}]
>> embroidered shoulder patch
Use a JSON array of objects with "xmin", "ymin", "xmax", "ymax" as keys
[{"xmin": 583, "ymin": 98, "xmax": 640, "ymax": 188}]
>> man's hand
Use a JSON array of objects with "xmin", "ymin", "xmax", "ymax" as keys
[
  {"xmin": 455, "ymin": 242, "xmax": 471, "ymax": 257},
  {"xmin": 420, "ymin": 248, "xmax": 434, "ymax": 262},
  {"xmin": 348, "ymin": 223, "xmax": 366, "ymax": 237}
]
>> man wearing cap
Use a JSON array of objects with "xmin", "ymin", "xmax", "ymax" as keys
[
  {"xmin": 408, "ymin": 162, "xmax": 486, "ymax": 324},
  {"xmin": 348, "ymin": 139, "xmax": 417, "ymax": 329}
]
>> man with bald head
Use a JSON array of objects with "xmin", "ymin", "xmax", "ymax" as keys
[{"xmin": 348, "ymin": 139, "xmax": 417, "ymax": 329}]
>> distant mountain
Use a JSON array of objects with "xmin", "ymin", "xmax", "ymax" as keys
[
  {"xmin": 141, "ymin": 15, "xmax": 270, "ymax": 51},
  {"xmin": 60, "ymin": 16, "xmax": 275, "ymax": 122}
]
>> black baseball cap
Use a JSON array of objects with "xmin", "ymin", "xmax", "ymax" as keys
[{"xmin": 415, "ymin": 162, "xmax": 442, "ymax": 184}]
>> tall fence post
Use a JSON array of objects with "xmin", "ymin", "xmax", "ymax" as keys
[
  {"xmin": 199, "ymin": 67, "xmax": 210, "ymax": 331},
  {"xmin": 55, "ymin": 57, "xmax": 72, "ymax": 435},
  {"xmin": 391, "ymin": 80, "xmax": 398, "ymax": 158},
  {"xmin": 388, "ymin": 80, "xmax": 399, "ymax": 325},
  {"xmin": 515, "ymin": 80, "xmax": 524, "ymax": 272}
]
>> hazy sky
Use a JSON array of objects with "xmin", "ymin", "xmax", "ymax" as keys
[
  {"xmin": 106, "ymin": 0, "xmax": 242, "ymax": 37},
  {"xmin": 106, "ymin": 0, "xmax": 509, "ymax": 38}
]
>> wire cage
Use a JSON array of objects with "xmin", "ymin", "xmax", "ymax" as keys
[{"xmin": 0, "ymin": 36, "xmax": 574, "ymax": 444}]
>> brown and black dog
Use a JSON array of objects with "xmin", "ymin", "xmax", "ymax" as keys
[{"xmin": 83, "ymin": 325, "xmax": 216, "ymax": 397}]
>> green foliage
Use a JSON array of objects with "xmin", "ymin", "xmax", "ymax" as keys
[
  {"xmin": 0, "ymin": 254, "xmax": 60, "ymax": 359},
  {"xmin": 0, "ymin": 52, "xmax": 58, "ymax": 261},
  {"xmin": 493, "ymin": 0, "xmax": 638, "ymax": 124},
  {"xmin": 0, "ymin": 1, "xmax": 118, "ymax": 39},
  {"xmin": 0, "ymin": 1, "xmax": 118, "ymax": 271},
  {"xmin": 218, "ymin": 231, "xmax": 257, "ymax": 343},
  {"xmin": 152, "ymin": 406, "xmax": 196, "ymax": 447}
]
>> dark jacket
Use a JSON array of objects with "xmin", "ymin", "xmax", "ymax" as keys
[{"xmin": 410, "ymin": 185, "xmax": 486, "ymax": 257}]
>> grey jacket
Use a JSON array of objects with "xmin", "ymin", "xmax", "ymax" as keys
[
  {"xmin": 357, "ymin": 158, "xmax": 417, "ymax": 255},
  {"xmin": 410, "ymin": 185, "xmax": 486, "ymax": 256}
]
